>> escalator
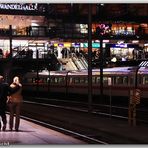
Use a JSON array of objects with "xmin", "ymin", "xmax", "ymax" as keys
[{"xmin": 71, "ymin": 54, "xmax": 88, "ymax": 70}]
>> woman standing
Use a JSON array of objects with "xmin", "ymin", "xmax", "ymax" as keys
[{"xmin": 8, "ymin": 76, "xmax": 23, "ymax": 131}]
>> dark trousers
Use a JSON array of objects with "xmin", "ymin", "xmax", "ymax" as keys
[
  {"xmin": 8, "ymin": 102, "xmax": 22, "ymax": 130},
  {"xmin": 0, "ymin": 111, "xmax": 7, "ymax": 130}
]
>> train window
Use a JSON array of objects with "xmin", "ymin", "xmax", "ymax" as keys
[
  {"xmin": 103, "ymin": 77, "xmax": 108, "ymax": 85},
  {"xmin": 123, "ymin": 76, "xmax": 128, "ymax": 85},
  {"xmin": 142, "ymin": 77, "xmax": 145, "ymax": 84},
  {"xmin": 53, "ymin": 77, "xmax": 58, "ymax": 83},
  {"xmin": 142, "ymin": 76, "xmax": 148, "ymax": 85},
  {"xmin": 79, "ymin": 77, "xmax": 88, "ymax": 84},
  {"xmin": 58, "ymin": 77, "xmax": 65, "ymax": 84},
  {"xmin": 113, "ymin": 76, "xmax": 129, "ymax": 85},
  {"xmin": 115, "ymin": 76, "xmax": 126, "ymax": 85},
  {"xmin": 50, "ymin": 77, "xmax": 65, "ymax": 84},
  {"xmin": 50, "ymin": 77, "xmax": 53, "ymax": 83},
  {"xmin": 85, "ymin": 78, "xmax": 88, "ymax": 84},
  {"xmin": 47, "ymin": 78, "xmax": 49, "ymax": 83},
  {"xmin": 69, "ymin": 77, "xmax": 73, "ymax": 84},
  {"xmin": 96, "ymin": 77, "xmax": 100, "ymax": 83},
  {"xmin": 92, "ymin": 77, "xmax": 96, "ymax": 84},
  {"xmin": 74, "ymin": 77, "xmax": 80, "ymax": 84},
  {"xmin": 80, "ymin": 78, "xmax": 84, "ymax": 83},
  {"xmin": 116, "ymin": 77, "xmax": 122, "ymax": 84},
  {"xmin": 50, "ymin": 77, "xmax": 57, "ymax": 83}
]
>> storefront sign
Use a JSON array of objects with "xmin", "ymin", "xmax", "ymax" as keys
[
  {"xmin": 115, "ymin": 44, "xmax": 127, "ymax": 48},
  {"xmin": 54, "ymin": 43, "xmax": 58, "ymax": 47},
  {"xmin": 74, "ymin": 43, "xmax": 80, "ymax": 47},
  {"xmin": 58, "ymin": 43, "xmax": 64, "ymax": 47},
  {"xmin": 0, "ymin": 3, "xmax": 37, "ymax": 11},
  {"xmin": 83, "ymin": 43, "xmax": 100, "ymax": 48},
  {"xmin": 108, "ymin": 44, "xmax": 139, "ymax": 48},
  {"xmin": 64, "ymin": 43, "xmax": 71, "ymax": 47}
]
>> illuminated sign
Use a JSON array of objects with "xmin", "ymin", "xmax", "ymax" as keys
[
  {"xmin": 64, "ymin": 43, "xmax": 71, "ymax": 47},
  {"xmin": 108, "ymin": 43, "xmax": 139, "ymax": 48},
  {"xmin": 0, "ymin": 3, "xmax": 37, "ymax": 11},
  {"xmin": 115, "ymin": 44, "xmax": 127, "ymax": 48},
  {"xmin": 83, "ymin": 43, "xmax": 100, "ymax": 48},
  {"xmin": 58, "ymin": 43, "xmax": 64, "ymax": 47},
  {"xmin": 72, "ymin": 43, "xmax": 80, "ymax": 47},
  {"xmin": 54, "ymin": 43, "xmax": 58, "ymax": 47},
  {"xmin": 75, "ymin": 43, "xmax": 80, "ymax": 47}
]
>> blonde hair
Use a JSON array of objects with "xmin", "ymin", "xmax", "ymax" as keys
[{"xmin": 13, "ymin": 76, "xmax": 20, "ymax": 83}]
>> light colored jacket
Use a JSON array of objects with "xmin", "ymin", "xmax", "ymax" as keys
[{"xmin": 10, "ymin": 83, "xmax": 23, "ymax": 103}]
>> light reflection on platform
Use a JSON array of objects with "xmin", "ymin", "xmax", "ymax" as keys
[{"xmin": 0, "ymin": 116, "xmax": 86, "ymax": 145}]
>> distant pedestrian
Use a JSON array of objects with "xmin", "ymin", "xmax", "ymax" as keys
[{"xmin": 8, "ymin": 76, "xmax": 23, "ymax": 131}]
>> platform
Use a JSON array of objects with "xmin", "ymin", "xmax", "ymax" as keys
[{"xmin": 0, "ymin": 115, "xmax": 86, "ymax": 145}]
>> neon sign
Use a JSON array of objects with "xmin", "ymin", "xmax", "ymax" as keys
[{"xmin": 0, "ymin": 3, "xmax": 38, "ymax": 11}]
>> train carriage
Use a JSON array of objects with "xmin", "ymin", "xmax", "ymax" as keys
[
  {"xmin": 22, "ymin": 66, "xmax": 139, "ymax": 98},
  {"xmin": 137, "ymin": 67, "xmax": 148, "ymax": 98}
]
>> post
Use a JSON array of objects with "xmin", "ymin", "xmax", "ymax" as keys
[
  {"xmin": 100, "ymin": 38, "xmax": 103, "ymax": 101},
  {"xmin": 88, "ymin": 4, "xmax": 92, "ymax": 113},
  {"xmin": 36, "ymin": 45, "xmax": 39, "ymax": 95},
  {"xmin": 129, "ymin": 89, "xmax": 141, "ymax": 126},
  {"xmin": 129, "ymin": 89, "xmax": 134, "ymax": 126},
  {"xmin": 48, "ymin": 63, "xmax": 51, "ymax": 98},
  {"xmin": 9, "ymin": 25, "xmax": 12, "ymax": 58},
  {"xmin": 108, "ymin": 77, "xmax": 112, "ymax": 118},
  {"xmin": 65, "ymin": 71, "xmax": 70, "ymax": 97}
]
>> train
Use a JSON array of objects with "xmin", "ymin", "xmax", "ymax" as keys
[{"xmin": 22, "ymin": 66, "xmax": 148, "ymax": 99}]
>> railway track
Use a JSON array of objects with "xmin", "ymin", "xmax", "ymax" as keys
[
  {"xmin": 19, "ymin": 97, "xmax": 148, "ymax": 144},
  {"xmin": 23, "ymin": 96, "xmax": 148, "ymax": 123}
]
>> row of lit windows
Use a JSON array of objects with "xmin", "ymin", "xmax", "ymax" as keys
[{"xmin": 25, "ymin": 75, "xmax": 136, "ymax": 86}]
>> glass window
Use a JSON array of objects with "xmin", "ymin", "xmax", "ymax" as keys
[
  {"xmin": 84, "ymin": 77, "xmax": 88, "ymax": 84},
  {"xmin": 58, "ymin": 77, "xmax": 65, "ymax": 84},
  {"xmin": 74, "ymin": 77, "xmax": 80, "ymax": 84},
  {"xmin": 115, "ymin": 76, "xmax": 123, "ymax": 85},
  {"xmin": 123, "ymin": 76, "xmax": 128, "ymax": 85},
  {"xmin": 51, "ymin": 77, "xmax": 58, "ymax": 83},
  {"xmin": 114, "ymin": 76, "xmax": 128, "ymax": 85},
  {"xmin": 92, "ymin": 76, "xmax": 96, "ymax": 84},
  {"xmin": 103, "ymin": 77, "xmax": 108, "ymax": 85},
  {"xmin": 96, "ymin": 77, "xmax": 100, "ymax": 83},
  {"xmin": 143, "ymin": 76, "xmax": 148, "ymax": 85},
  {"xmin": 80, "ymin": 77, "xmax": 85, "ymax": 83}
]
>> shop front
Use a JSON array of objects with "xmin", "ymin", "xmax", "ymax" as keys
[{"xmin": 106, "ymin": 43, "xmax": 139, "ymax": 62}]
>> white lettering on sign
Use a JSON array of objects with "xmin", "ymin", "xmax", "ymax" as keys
[
  {"xmin": 0, "ymin": 4, "xmax": 37, "ymax": 11},
  {"xmin": 115, "ymin": 44, "xmax": 127, "ymax": 48}
]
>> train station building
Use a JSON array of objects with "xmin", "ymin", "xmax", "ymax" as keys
[
  {"xmin": 0, "ymin": 3, "xmax": 148, "ymax": 145},
  {"xmin": 0, "ymin": 4, "xmax": 147, "ymax": 76}
]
